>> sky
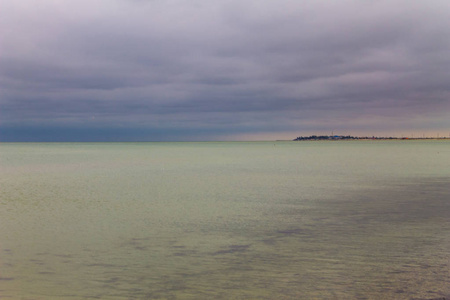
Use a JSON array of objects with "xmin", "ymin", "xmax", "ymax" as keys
[{"xmin": 1, "ymin": 0, "xmax": 450, "ymax": 141}]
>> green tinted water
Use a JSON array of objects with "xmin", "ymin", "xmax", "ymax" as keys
[{"xmin": 1, "ymin": 141, "xmax": 449, "ymax": 299}]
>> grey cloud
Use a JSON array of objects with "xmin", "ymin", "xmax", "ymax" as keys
[{"xmin": 1, "ymin": 0, "xmax": 450, "ymax": 140}]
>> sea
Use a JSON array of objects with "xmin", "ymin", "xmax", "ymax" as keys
[{"xmin": 0, "ymin": 141, "xmax": 449, "ymax": 299}]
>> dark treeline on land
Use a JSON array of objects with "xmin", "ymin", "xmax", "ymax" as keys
[
  {"xmin": 294, "ymin": 135, "xmax": 357, "ymax": 141},
  {"xmin": 293, "ymin": 135, "xmax": 449, "ymax": 141}
]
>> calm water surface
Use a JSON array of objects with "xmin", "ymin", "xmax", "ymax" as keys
[{"xmin": 1, "ymin": 141, "xmax": 449, "ymax": 299}]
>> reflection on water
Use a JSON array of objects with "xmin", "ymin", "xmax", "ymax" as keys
[{"xmin": 0, "ymin": 141, "xmax": 449, "ymax": 299}]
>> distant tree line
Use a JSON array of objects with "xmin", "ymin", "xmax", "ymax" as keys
[
  {"xmin": 293, "ymin": 135, "xmax": 357, "ymax": 141},
  {"xmin": 293, "ymin": 135, "xmax": 444, "ymax": 140}
]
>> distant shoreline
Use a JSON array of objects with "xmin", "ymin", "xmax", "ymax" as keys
[
  {"xmin": 1, "ymin": 138, "xmax": 449, "ymax": 143},
  {"xmin": 293, "ymin": 135, "xmax": 450, "ymax": 141}
]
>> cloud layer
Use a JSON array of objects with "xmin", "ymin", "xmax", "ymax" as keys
[{"xmin": 1, "ymin": 0, "xmax": 450, "ymax": 141}]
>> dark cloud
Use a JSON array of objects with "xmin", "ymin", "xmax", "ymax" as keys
[{"xmin": 1, "ymin": 0, "xmax": 450, "ymax": 141}]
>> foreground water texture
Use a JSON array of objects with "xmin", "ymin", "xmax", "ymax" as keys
[{"xmin": 1, "ymin": 141, "xmax": 449, "ymax": 299}]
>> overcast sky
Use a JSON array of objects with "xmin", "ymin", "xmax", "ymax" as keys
[{"xmin": 1, "ymin": 0, "xmax": 450, "ymax": 141}]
